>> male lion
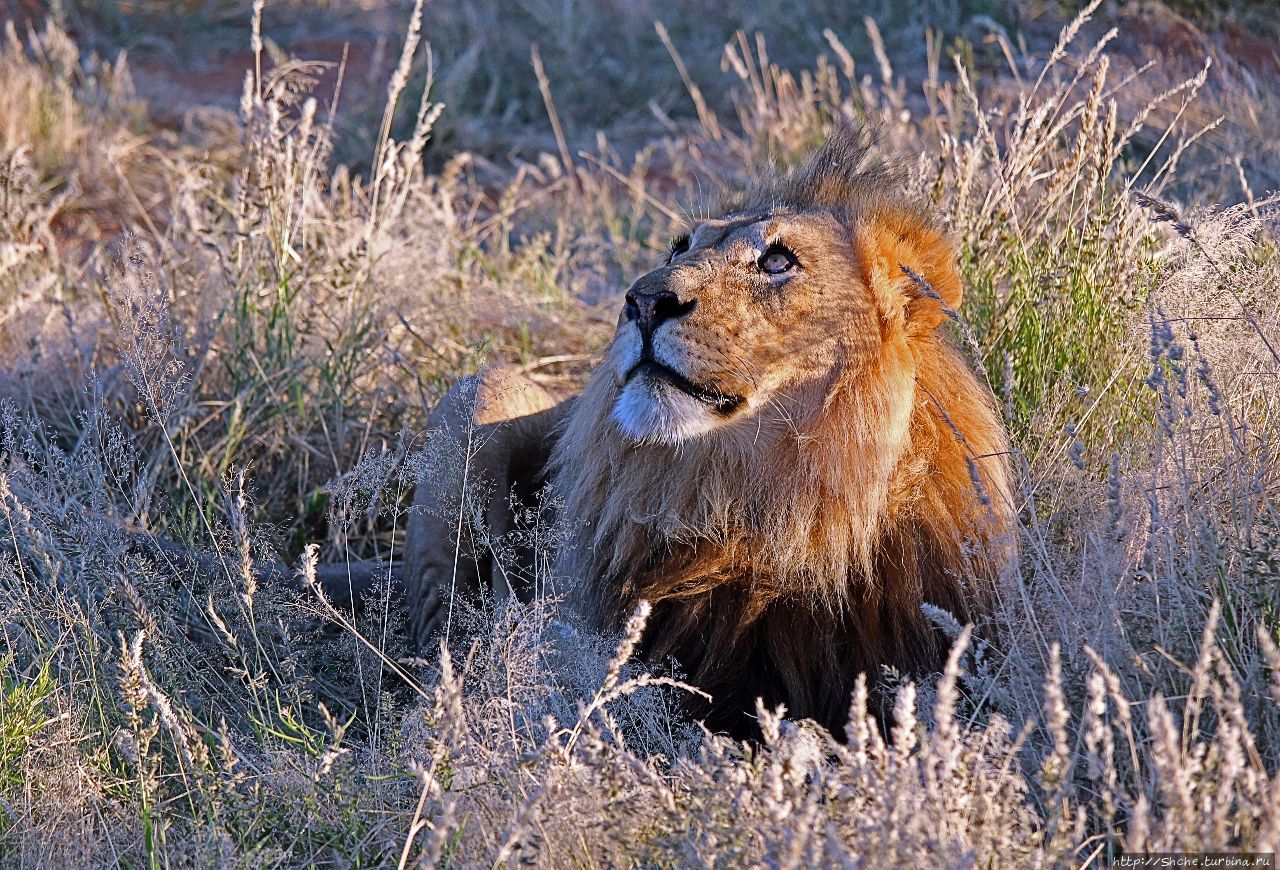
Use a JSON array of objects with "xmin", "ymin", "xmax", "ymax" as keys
[{"xmin": 403, "ymin": 128, "xmax": 1015, "ymax": 739}]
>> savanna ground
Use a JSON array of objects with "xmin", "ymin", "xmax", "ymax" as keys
[{"xmin": 1, "ymin": 0, "xmax": 1279, "ymax": 865}]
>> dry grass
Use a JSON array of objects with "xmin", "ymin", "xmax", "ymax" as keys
[{"xmin": 1, "ymin": 0, "xmax": 1279, "ymax": 865}]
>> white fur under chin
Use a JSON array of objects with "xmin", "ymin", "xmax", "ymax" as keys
[{"xmin": 612, "ymin": 378, "xmax": 720, "ymax": 444}]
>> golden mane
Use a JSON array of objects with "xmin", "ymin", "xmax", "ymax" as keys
[{"xmin": 548, "ymin": 130, "xmax": 1016, "ymax": 735}]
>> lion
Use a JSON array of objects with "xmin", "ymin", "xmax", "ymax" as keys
[{"xmin": 402, "ymin": 128, "xmax": 1016, "ymax": 739}]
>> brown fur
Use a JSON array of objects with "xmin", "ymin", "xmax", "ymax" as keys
[{"xmin": 406, "ymin": 128, "xmax": 1015, "ymax": 739}]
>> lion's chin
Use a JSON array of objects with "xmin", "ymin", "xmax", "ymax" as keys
[{"xmin": 611, "ymin": 377, "xmax": 722, "ymax": 444}]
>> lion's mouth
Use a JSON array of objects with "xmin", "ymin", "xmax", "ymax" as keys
[{"xmin": 625, "ymin": 359, "xmax": 745, "ymax": 415}]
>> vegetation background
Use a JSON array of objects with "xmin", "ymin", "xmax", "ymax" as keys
[{"xmin": 1, "ymin": 0, "xmax": 1278, "ymax": 864}]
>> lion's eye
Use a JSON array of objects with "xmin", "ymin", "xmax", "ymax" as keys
[
  {"xmin": 758, "ymin": 244, "xmax": 798, "ymax": 275},
  {"xmin": 667, "ymin": 234, "xmax": 690, "ymax": 264}
]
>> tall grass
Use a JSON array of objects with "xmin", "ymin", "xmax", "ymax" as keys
[{"xmin": 1, "ymin": 1, "xmax": 1278, "ymax": 864}]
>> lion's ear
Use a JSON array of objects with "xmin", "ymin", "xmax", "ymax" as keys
[{"xmin": 853, "ymin": 209, "xmax": 962, "ymax": 335}]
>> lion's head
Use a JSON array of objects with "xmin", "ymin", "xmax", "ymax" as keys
[
  {"xmin": 609, "ymin": 134, "xmax": 961, "ymax": 450},
  {"xmin": 550, "ymin": 128, "xmax": 1015, "ymax": 737}
]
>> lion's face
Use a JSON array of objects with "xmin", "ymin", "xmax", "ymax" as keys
[{"xmin": 608, "ymin": 208, "xmax": 887, "ymax": 445}]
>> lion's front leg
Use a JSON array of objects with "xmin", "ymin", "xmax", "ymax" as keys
[{"xmin": 403, "ymin": 365, "xmax": 572, "ymax": 651}]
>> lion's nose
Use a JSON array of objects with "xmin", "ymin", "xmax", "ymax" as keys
[{"xmin": 623, "ymin": 287, "xmax": 696, "ymax": 334}]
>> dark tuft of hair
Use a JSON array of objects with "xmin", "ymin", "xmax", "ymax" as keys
[{"xmin": 721, "ymin": 124, "xmax": 933, "ymax": 229}]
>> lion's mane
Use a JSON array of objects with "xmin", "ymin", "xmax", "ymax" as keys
[{"xmin": 549, "ymin": 131, "xmax": 1015, "ymax": 737}]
